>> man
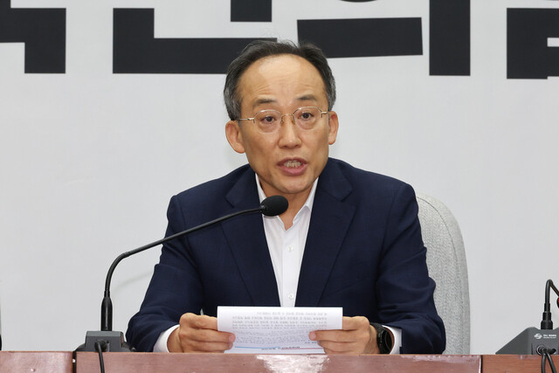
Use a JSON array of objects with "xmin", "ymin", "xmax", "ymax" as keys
[{"xmin": 127, "ymin": 40, "xmax": 445, "ymax": 354}]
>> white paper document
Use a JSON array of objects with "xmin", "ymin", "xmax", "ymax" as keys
[{"xmin": 217, "ymin": 306, "xmax": 343, "ymax": 354}]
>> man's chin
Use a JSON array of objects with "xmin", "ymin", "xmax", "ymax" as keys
[{"xmin": 276, "ymin": 184, "xmax": 314, "ymax": 199}]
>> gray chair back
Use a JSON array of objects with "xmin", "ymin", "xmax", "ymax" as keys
[{"xmin": 417, "ymin": 193, "xmax": 470, "ymax": 354}]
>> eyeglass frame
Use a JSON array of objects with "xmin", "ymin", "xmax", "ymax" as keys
[{"xmin": 236, "ymin": 106, "xmax": 330, "ymax": 133}]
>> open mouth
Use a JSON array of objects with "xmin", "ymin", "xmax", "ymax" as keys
[{"xmin": 283, "ymin": 160, "xmax": 303, "ymax": 168}]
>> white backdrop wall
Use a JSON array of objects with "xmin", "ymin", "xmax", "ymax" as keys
[{"xmin": 1, "ymin": 0, "xmax": 558, "ymax": 354}]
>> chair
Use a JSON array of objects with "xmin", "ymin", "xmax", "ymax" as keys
[{"xmin": 416, "ymin": 193, "xmax": 470, "ymax": 354}]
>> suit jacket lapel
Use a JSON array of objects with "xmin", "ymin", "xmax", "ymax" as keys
[
  {"xmin": 221, "ymin": 167, "xmax": 281, "ymax": 306},
  {"xmin": 296, "ymin": 160, "xmax": 355, "ymax": 307}
]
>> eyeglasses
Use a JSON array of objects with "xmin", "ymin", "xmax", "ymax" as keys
[{"xmin": 237, "ymin": 106, "xmax": 329, "ymax": 134}]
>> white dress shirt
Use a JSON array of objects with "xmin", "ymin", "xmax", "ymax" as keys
[{"xmin": 256, "ymin": 175, "xmax": 315, "ymax": 307}]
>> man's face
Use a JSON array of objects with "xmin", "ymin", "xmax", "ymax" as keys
[{"xmin": 226, "ymin": 54, "xmax": 339, "ymax": 201}]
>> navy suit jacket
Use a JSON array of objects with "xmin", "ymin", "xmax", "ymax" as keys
[{"xmin": 126, "ymin": 158, "xmax": 445, "ymax": 353}]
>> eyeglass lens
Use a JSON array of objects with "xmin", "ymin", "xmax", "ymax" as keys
[{"xmin": 253, "ymin": 107, "xmax": 323, "ymax": 133}]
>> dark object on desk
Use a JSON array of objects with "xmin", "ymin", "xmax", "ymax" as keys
[
  {"xmin": 497, "ymin": 327, "xmax": 558, "ymax": 355},
  {"xmin": 497, "ymin": 279, "xmax": 559, "ymax": 355}
]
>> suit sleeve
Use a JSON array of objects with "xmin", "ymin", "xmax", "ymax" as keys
[{"xmin": 376, "ymin": 183, "xmax": 446, "ymax": 354}]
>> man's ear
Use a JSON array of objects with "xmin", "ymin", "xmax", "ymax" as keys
[
  {"xmin": 225, "ymin": 120, "xmax": 246, "ymax": 154},
  {"xmin": 327, "ymin": 111, "xmax": 339, "ymax": 145}
]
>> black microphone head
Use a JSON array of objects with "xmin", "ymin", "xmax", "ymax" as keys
[{"xmin": 260, "ymin": 195, "xmax": 289, "ymax": 216}]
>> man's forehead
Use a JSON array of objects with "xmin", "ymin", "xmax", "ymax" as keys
[
  {"xmin": 249, "ymin": 94, "xmax": 321, "ymax": 111},
  {"xmin": 238, "ymin": 54, "xmax": 326, "ymax": 103}
]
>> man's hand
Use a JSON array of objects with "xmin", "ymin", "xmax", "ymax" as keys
[
  {"xmin": 309, "ymin": 316, "xmax": 380, "ymax": 355},
  {"xmin": 167, "ymin": 313, "xmax": 235, "ymax": 353}
]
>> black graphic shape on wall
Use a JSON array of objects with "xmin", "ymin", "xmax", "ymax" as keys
[
  {"xmin": 113, "ymin": 8, "xmax": 274, "ymax": 74},
  {"xmin": 231, "ymin": 0, "xmax": 272, "ymax": 22},
  {"xmin": 297, "ymin": 18, "xmax": 422, "ymax": 58},
  {"xmin": 0, "ymin": 0, "xmax": 65, "ymax": 73},
  {"xmin": 430, "ymin": 0, "xmax": 470, "ymax": 76},
  {"xmin": 508, "ymin": 8, "xmax": 559, "ymax": 79}
]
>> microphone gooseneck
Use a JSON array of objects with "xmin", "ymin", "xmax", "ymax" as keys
[
  {"xmin": 541, "ymin": 279, "xmax": 559, "ymax": 330},
  {"xmin": 100, "ymin": 195, "xmax": 289, "ymax": 332}
]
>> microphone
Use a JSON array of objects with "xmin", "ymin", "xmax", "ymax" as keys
[
  {"xmin": 497, "ymin": 279, "xmax": 559, "ymax": 355},
  {"xmin": 77, "ymin": 195, "xmax": 288, "ymax": 352},
  {"xmin": 260, "ymin": 195, "xmax": 289, "ymax": 217}
]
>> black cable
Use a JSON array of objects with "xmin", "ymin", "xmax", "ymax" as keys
[
  {"xmin": 72, "ymin": 349, "xmax": 77, "ymax": 373},
  {"xmin": 539, "ymin": 347, "xmax": 557, "ymax": 373},
  {"xmin": 545, "ymin": 350, "xmax": 557, "ymax": 373},
  {"xmin": 94, "ymin": 341, "xmax": 106, "ymax": 373}
]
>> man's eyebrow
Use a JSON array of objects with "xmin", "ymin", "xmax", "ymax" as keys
[
  {"xmin": 296, "ymin": 94, "xmax": 319, "ymax": 102},
  {"xmin": 252, "ymin": 98, "xmax": 277, "ymax": 109}
]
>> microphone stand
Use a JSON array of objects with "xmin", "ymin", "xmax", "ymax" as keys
[
  {"xmin": 77, "ymin": 205, "xmax": 266, "ymax": 352},
  {"xmin": 497, "ymin": 279, "xmax": 559, "ymax": 355}
]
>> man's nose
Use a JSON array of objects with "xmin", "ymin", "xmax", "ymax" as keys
[
  {"xmin": 278, "ymin": 114, "xmax": 301, "ymax": 146},
  {"xmin": 280, "ymin": 113, "xmax": 296, "ymax": 126}
]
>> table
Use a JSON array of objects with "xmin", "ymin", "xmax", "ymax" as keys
[{"xmin": 1, "ymin": 351, "xmax": 558, "ymax": 373}]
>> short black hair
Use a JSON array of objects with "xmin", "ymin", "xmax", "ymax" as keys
[{"xmin": 223, "ymin": 40, "xmax": 336, "ymax": 120}]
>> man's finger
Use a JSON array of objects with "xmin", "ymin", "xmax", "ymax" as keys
[{"xmin": 182, "ymin": 313, "xmax": 218, "ymax": 330}]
